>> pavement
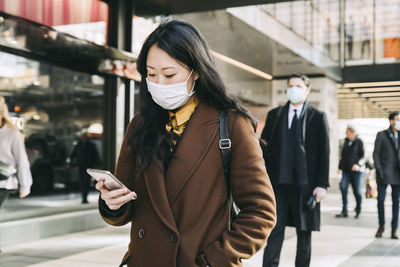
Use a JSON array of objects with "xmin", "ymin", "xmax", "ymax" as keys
[
  {"xmin": 0, "ymin": 192, "xmax": 99, "ymax": 223},
  {"xmin": 1, "ymin": 179, "xmax": 400, "ymax": 267}
]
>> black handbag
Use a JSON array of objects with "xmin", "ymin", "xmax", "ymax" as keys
[
  {"xmin": 219, "ymin": 110, "xmax": 240, "ymax": 226},
  {"xmin": 0, "ymin": 160, "xmax": 17, "ymax": 181}
]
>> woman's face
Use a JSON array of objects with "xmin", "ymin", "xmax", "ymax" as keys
[{"xmin": 146, "ymin": 45, "xmax": 198, "ymax": 94}]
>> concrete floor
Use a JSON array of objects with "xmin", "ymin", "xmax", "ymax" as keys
[{"xmin": 1, "ymin": 180, "xmax": 400, "ymax": 267}]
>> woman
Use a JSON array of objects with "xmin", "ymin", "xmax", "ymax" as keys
[
  {"xmin": 0, "ymin": 96, "xmax": 32, "ymax": 209},
  {"xmin": 96, "ymin": 20, "xmax": 276, "ymax": 267}
]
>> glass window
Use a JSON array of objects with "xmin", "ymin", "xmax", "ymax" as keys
[
  {"xmin": 375, "ymin": 0, "xmax": 400, "ymax": 63},
  {"xmin": 0, "ymin": 51, "xmax": 104, "ymax": 195},
  {"xmin": 274, "ymin": 2, "xmax": 292, "ymax": 28},
  {"xmin": 260, "ymin": 1, "xmax": 340, "ymax": 62},
  {"xmin": 344, "ymin": 0, "xmax": 374, "ymax": 65}
]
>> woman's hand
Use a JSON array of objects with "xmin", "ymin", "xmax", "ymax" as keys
[{"xmin": 96, "ymin": 180, "xmax": 137, "ymax": 210}]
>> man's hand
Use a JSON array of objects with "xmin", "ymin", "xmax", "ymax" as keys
[
  {"xmin": 313, "ymin": 187, "xmax": 327, "ymax": 203},
  {"xmin": 19, "ymin": 191, "xmax": 29, "ymax": 198},
  {"xmin": 351, "ymin": 164, "xmax": 360, "ymax": 171}
]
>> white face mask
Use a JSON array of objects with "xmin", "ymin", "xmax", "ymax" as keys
[
  {"xmin": 395, "ymin": 120, "xmax": 400, "ymax": 131},
  {"xmin": 287, "ymin": 86, "xmax": 307, "ymax": 104},
  {"xmin": 146, "ymin": 70, "xmax": 195, "ymax": 110}
]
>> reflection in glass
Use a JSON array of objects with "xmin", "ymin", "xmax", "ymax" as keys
[
  {"xmin": 0, "ymin": 12, "xmax": 137, "ymax": 79},
  {"xmin": 375, "ymin": 0, "xmax": 400, "ymax": 63},
  {"xmin": 344, "ymin": 0, "xmax": 373, "ymax": 64},
  {"xmin": 260, "ymin": 0, "xmax": 340, "ymax": 62},
  {"xmin": 0, "ymin": 51, "xmax": 104, "ymax": 195}
]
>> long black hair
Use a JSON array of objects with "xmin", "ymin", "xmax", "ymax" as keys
[{"xmin": 128, "ymin": 19, "xmax": 255, "ymax": 173}]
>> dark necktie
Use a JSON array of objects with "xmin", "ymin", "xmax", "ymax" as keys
[{"xmin": 291, "ymin": 109, "xmax": 298, "ymax": 131}]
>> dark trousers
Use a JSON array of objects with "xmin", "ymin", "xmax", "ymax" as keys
[
  {"xmin": 377, "ymin": 183, "xmax": 400, "ymax": 229},
  {"xmin": 263, "ymin": 185, "xmax": 312, "ymax": 267},
  {"xmin": 361, "ymin": 40, "xmax": 370, "ymax": 58},
  {"xmin": 347, "ymin": 37, "xmax": 353, "ymax": 59},
  {"xmin": 79, "ymin": 168, "xmax": 91, "ymax": 203},
  {"xmin": 0, "ymin": 189, "xmax": 10, "ymax": 209},
  {"xmin": 340, "ymin": 171, "xmax": 363, "ymax": 214}
]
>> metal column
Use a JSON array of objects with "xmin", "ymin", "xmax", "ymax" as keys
[{"xmin": 103, "ymin": 0, "xmax": 134, "ymax": 172}]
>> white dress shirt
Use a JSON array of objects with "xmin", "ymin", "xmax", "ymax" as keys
[
  {"xmin": 288, "ymin": 103, "xmax": 304, "ymax": 129},
  {"xmin": 0, "ymin": 124, "xmax": 32, "ymax": 194}
]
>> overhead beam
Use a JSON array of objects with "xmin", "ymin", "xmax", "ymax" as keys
[
  {"xmin": 369, "ymin": 97, "xmax": 400, "ymax": 102},
  {"xmin": 361, "ymin": 92, "xmax": 400, "ymax": 98},
  {"xmin": 343, "ymin": 64, "xmax": 400, "ymax": 84},
  {"xmin": 353, "ymin": 87, "xmax": 400, "ymax": 93}
]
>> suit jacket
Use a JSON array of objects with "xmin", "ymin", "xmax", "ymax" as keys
[
  {"xmin": 99, "ymin": 103, "xmax": 276, "ymax": 267},
  {"xmin": 261, "ymin": 102, "xmax": 330, "ymax": 231},
  {"xmin": 373, "ymin": 128, "xmax": 400, "ymax": 185}
]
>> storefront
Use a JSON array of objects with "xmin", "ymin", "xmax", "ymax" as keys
[{"xmin": 0, "ymin": 1, "xmax": 137, "ymax": 195}]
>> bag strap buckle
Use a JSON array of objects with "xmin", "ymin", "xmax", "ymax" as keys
[{"xmin": 219, "ymin": 138, "xmax": 231, "ymax": 150}]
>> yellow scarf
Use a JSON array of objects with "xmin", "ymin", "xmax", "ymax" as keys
[{"xmin": 166, "ymin": 98, "xmax": 199, "ymax": 145}]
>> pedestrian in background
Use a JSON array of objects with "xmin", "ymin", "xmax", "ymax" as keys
[
  {"xmin": 336, "ymin": 125, "xmax": 365, "ymax": 218},
  {"xmin": 373, "ymin": 111, "xmax": 400, "ymax": 239},
  {"xmin": 95, "ymin": 20, "xmax": 276, "ymax": 267},
  {"xmin": 0, "ymin": 96, "xmax": 32, "ymax": 209},
  {"xmin": 261, "ymin": 74, "xmax": 330, "ymax": 267},
  {"xmin": 70, "ymin": 131, "xmax": 99, "ymax": 204}
]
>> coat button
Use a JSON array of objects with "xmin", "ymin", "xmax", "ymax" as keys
[
  {"xmin": 138, "ymin": 229, "xmax": 145, "ymax": 239},
  {"xmin": 170, "ymin": 233, "xmax": 178, "ymax": 243}
]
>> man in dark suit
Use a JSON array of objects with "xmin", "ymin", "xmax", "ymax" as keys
[
  {"xmin": 373, "ymin": 111, "xmax": 400, "ymax": 239},
  {"xmin": 261, "ymin": 74, "xmax": 330, "ymax": 267}
]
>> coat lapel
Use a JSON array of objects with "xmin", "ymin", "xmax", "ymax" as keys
[
  {"xmin": 165, "ymin": 103, "xmax": 219, "ymax": 206},
  {"xmin": 143, "ymin": 157, "xmax": 178, "ymax": 233},
  {"xmin": 301, "ymin": 102, "xmax": 315, "ymax": 143},
  {"xmin": 385, "ymin": 129, "xmax": 398, "ymax": 152}
]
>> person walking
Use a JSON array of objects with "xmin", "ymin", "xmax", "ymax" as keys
[
  {"xmin": 373, "ymin": 111, "xmax": 400, "ymax": 239},
  {"xmin": 95, "ymin": 20, "xmax": 276, "ymax": 267},
  {"xmin": 345, "ymin": 16, "xmax": 355, "ymax": 60},
  {"xmin": 261, "ymin": 74, "xmax": 330, "ymax": 267},
  {"xmin": 0, "ymin": 96, "xmax": 32, "ymax": 209},
  {"xmin": 360, "ymin": 16, "xmax": 371, "ymax": 59},
  {"xmin": 336, "ymin": 125, "xmax": 365, "ymax": 218},
  {"xmin": 70, "ymin": 131, "xmax": 99, "ymax": 204}
]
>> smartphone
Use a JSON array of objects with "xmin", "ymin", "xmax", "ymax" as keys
[{"xmin": 86, "ymin": 168, "xmax": 129, "ymax": 191}]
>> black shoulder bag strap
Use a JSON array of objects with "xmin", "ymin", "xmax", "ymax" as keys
[{"xmin": 219, "ymin": 110, "xmax": 239, "ymax": 227}]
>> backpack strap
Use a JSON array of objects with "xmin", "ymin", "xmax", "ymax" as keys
[
  {"xmin": 219, "ymin": 110, "xmax": 239, "ymax": 226},
  {"xmin": 219, "ymin": 110, "xmax": 231, "ymax": 180}
]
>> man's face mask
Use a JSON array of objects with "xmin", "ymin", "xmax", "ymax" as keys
[
  {"xmin": 286, "ymin": 86, "xmax": 307, "ymax": 104},
  {"xmin": 394, "ymin": 120, "xmax": 400, "ymax": 131}
]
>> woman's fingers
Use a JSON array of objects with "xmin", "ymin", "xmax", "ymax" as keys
[
  {"xmin": 95, "ymin": 180, "xmax": 106, "ymax": 191},
  {"xmin": 107, "ymin": 191, "xmax": 137, "ymax": 206},
  {"xmin": 96, "ymin": 183, "xmax": 137, "ymax": 210},
  {"xmin": 103, "ymin": 187, "xmax": 130, "ymax": 199},
  {"xmin": 95, "ymin": 179, "xmax": 137, "ymax": 210}
]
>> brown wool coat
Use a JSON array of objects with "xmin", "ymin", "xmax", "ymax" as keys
[{"xmin": 100, "ymin": 103, "xmax": 276, "ymax": 267}]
